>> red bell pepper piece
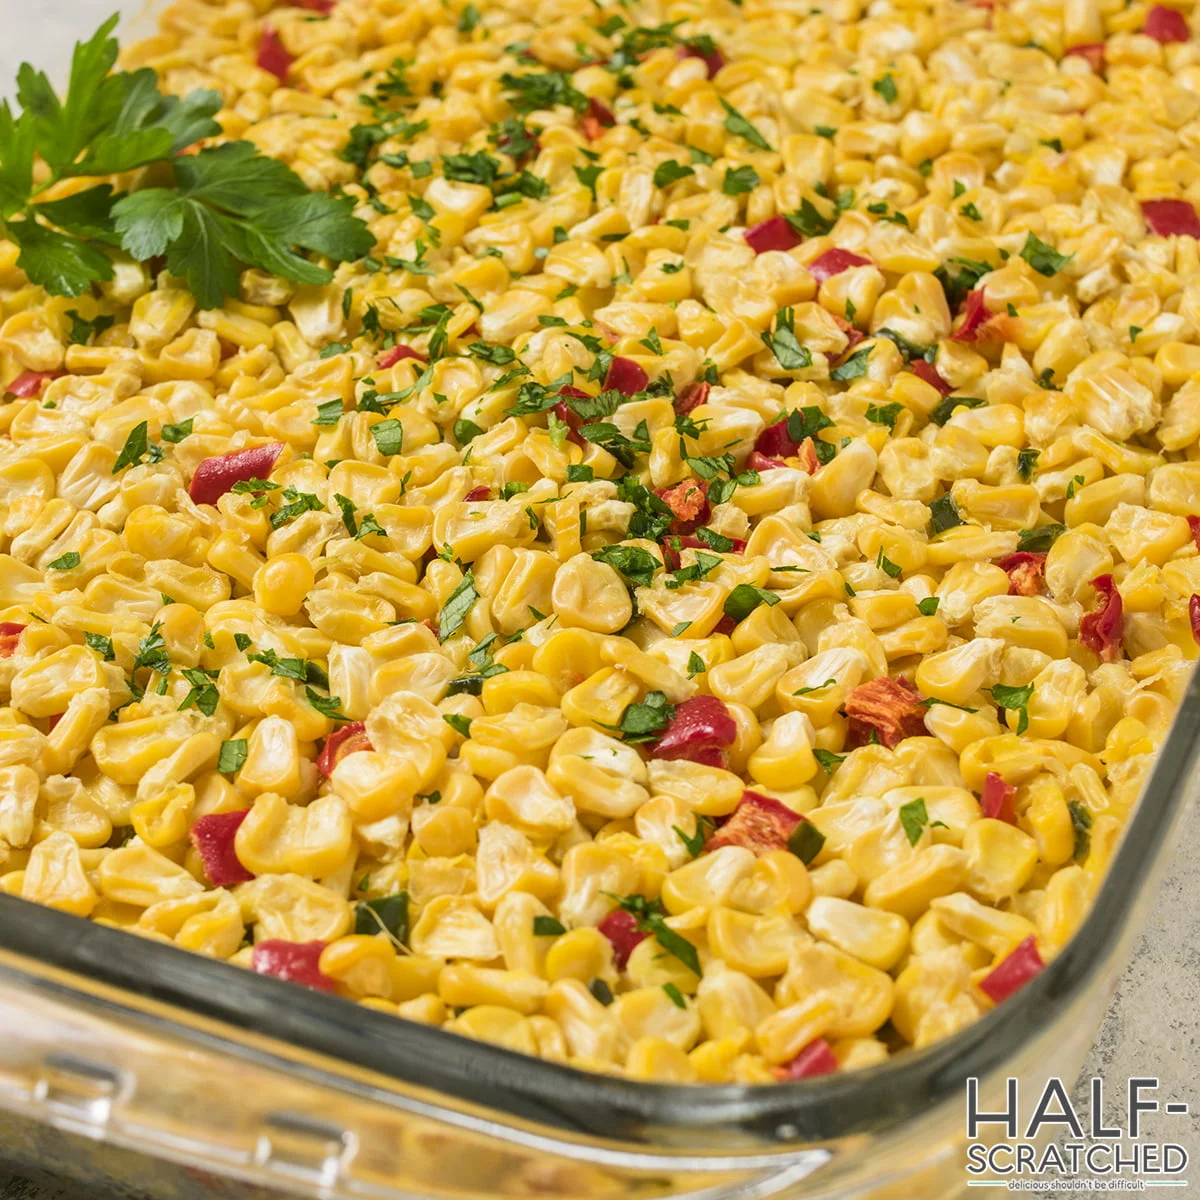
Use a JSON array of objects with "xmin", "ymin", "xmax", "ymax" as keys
[
  {"xmin": 845, "ymin": 676, "xmax": 927, "ymax": 748},
  {"xmin": 1187, "ymin": 515, "xmax": 1200, "ymax": 550},
  {"xmin": 256, "ymin": 28, "xmax": 292, "ymax": 81},
  {"xmin": 291, "ymin": 0, "xmax": 335, "ymax": 10},
  {"xmin": 654, "ymin": 480, "xmax": 709, "ymax": 535},
  {"xmin": 775, "ymin": 1038, "xmax": 838, "ymax": 1080},
  {"xmin": 190, "ymin": 810, "xmax": 255, "ymax": 886},
  {"xmin": 378, "ymin": 344, "xmax": 425, "ymax": 368},
  {"xmin": 1190, "ymin": 594, "xmax": 1200, "ymax": 647},
  {"xmin": 754, "ymin": 414, "xmax": 800, "ymax": 459},
  {"xmin": 1079, "ymin": 574, "xmax": 1125, "ymax": 662},
  {"xmin": 0, "ymin": 622, "xmax": 25, "ymax": 657},
  {"xmin": 603, "ymin": 356, "xmax": 648, "ymax": 396},
  {"xmin": 675, "ymin": 41, "xmax": 725, "ymax": 78},
  {"xmin": 252, "ymin": 940, "xmax": 337, "ymax": 991},
  {"xmin": 6, "ymin": 370, "xmax": 64, "ymax": 398},
  {"xmin": 549, "ymin": 387, "xmax": 591, "ymax": 447},
  {"xmin": 1141, "ymin": 198, "xmax": 1200, "ymax": 237},
  {"xmin": 980, "ymin": 935, "xmax": 1044, "ymax": 1004},
  {"xmin": 1064, "ymin": 43, "xmax": 1106, "ymax": 73},
  {"xmin": 1145, "ymin": 5, "xmax": 1190, "ymax": 42},
  {"xmin": 706, "ymin": 790, "xmax": 803, "ymax": 855},
  {"xmin": 713, "ymin": 614, "xmax": 738, "ymax": 635},
  {"xmin": 464, "ymin": 486, "xmax": 492, "ymax": 501},
  {"xmin": 598, "ymin": 909, "xmax": 649, "ymax": 969},
  {"xmin": 980, "ymin": 772, "xmax": 1017, "ymax": 824},
  {"xmin": 830, "ymin": 311, "xmax": 864, "ymax": 349},
  {"xmin": 747, "ymin": 450, "xmax": 789, "ymax": 472},
  {"xmin": 316, "ymin": 721, "xmax": 373, "ymax": 777},
  {"xmin": 950, "ymin": 289, "xmax": 994, "ymax": 341},
  {"xmin": 744, "ymin": 215, "xmax": 801, "ymax": 255},
  {"xmin": 674, "ymin": 380, "xmax": 710, "ymax": 415},
  {"xmin": 582, "ymin": 97, "xmax": 616, "ymax": 141},
  {"xmin": 652, "ymin": 695, "xmax": 737, "ymax": 766},
  {"xmin": 806, "ymin": 248, "xmax": 873, "ymax": 283},
  {"xmin": 189, "ymin": 443, "xmax": 284, "ymax": 506},
  {"xmin": 995, "ymin": 552, "xmax": 1047, "ymax": 597},
  {"xmin": 910, "ymin": 358, "xmax": 954, "ymax": 396}
]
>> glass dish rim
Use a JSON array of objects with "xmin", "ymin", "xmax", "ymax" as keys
[{"xmin": 0, "ymin": 669, "xmax": 1195, "ymax": 1154}]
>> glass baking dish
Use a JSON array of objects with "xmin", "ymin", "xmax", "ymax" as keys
[
  {"xmin": 0, "ymin": 657, "xmax": 1194, "ymax": 1200},
  {"xmin": 2, "ymin": 8, "xmax": 1198, "ymax": 1199}
]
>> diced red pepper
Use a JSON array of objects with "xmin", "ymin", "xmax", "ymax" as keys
[
  {"xmin": 316, "ymin": 721, "xmax": 373, "ymax": 777},
  {"xmin": 0, "ymin": 622, "xmax": 26, "ymax": 657},
  {"xmin": 190, "ymin": 810, "xmax": 255, "ymax": 886},
  {"xmin": 378, "ymin": 344, "xmax": 425, "ymax": 368},
  {"xmin": 806, "ymin": 248, "xmax": 873, "ymax": 283},
  {"xmin": 252, "ymin": 940, "xmax": 337, "ymax": 992},
  {"xmin": 6, "ymin": 370, "xmax": 64, "ymax": 398},
  {"xmin": 290, "ymin": 0, "xmax": 335, "ymax": 10},
  {"xmin": 995, "ymin": 552, "xmax": 1047, "ymax": 597},
  {"xmin": 979, "ymin": 935, "xmax": 1044, "ymax": 1004},
  {"xmin": 1141, "ymin": 198, "xmax": 1200, "ymax": 237},
  {"xmin": 775, "ymin": 1038, "xmax": 839, "ymax": 1080},
  {"xmin": 256, "ymin": 27, "xmax": 292, "ymax": 81},
  {"xmin": 1145, "ymin": 5, "xmax": 1190, "ymax": 42},
  {"xmin": 464, "ymin": 486, "xmax": 492, "ymax": 501},
  {"xmin": 845, "ymin": 676, "xmax": 927, "ymax": 749},
  {"xmin": 713, "ymin": 614, "xmax": 738, "ymax": 635},
  {"xmin": 706, "ymin": 790, "xmax": 804, "ymax": 856},
  {"xmin": 1190, "ymin": 594, "xmax": 1200, "ymax": 647},
  {"xmin": 676, "ymin": 41, "xmax": 725, "ymax": 78},
  {"xmin": 588, "ymin": 97, "xmax": 616, "ymax": 126},
  {"xmin": 674, "ymin": 380, "xmax": 710, "ymax": 415},
  {"xmin": 582, "ymin": 97, "xmax": 615, "ymax": 140},
  {"xmin": 754, "ymin": 414, "xmax": 800, "ymax": 459},
  {"xmin": 744, "ymin": 215, "xmax": 802, "ymax": 255},
  {"xmin": 980, "ymin": 772, "xmax": 1017, "ymax": 824},
  {"xmin": 550, "ymin": 389, "xmax": 590, "ymax": 446},
  {"xmin": 189, "ymin": 443, "xmax": 284, "ymax": 506},
  {"xmin": 1064, "ymin": 42, "xmax": 1106, "ymax": 73},
  {"xmin": 748, "ymin": 450, "xmax": 790, "ymax": 472},
  {"xmin": 797, "ymin": 439, "xmax": 821, "ymax": 474},
  {"xmin": 604, "ymin": 356, "xmax": 649, "ymax": 396},
  {"xmin": 652, "ymin": 695, "xmax": 737, "ymax": 766},
  {"xmin": 598, "ymin": 909, "xmax": 649, "ymax": 969},
  {"xmin": 655, "ymin": 480, "xmax": 710, "ymax": 535},
  {"xmin": 829, "ymin": 311, "xmax": 864, "ymax": 349},
  {"xmin": 910, "ymin": 358, "xmax": 954, "ymax": 396},
  {"xmin": 1187, "ymin": 514, "xmax": 1200, "ymax": 550},
  {"xmin": 950, "ymin": 289, "xmax": 994, "ymax": 341},
  {"xmin": 1079, "ymin": 573, "xmax": 1125, "ymax": 662}
]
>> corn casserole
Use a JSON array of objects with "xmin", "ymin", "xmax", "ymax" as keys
[{"xmin": 0, "ymin": 0, "xmax": 1197, "ymax": 1086}]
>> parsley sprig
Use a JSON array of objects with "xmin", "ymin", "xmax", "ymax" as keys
[{"xmin": 1, "ymin": 19, "xmax": 373, "ymax": 306}]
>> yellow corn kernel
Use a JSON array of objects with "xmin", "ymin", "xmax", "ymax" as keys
[
  {"xmin": 252, "ymin": 554, "xmax": 315, "ymax": 617},
  {"xmin": 863, "ymin": 845, "xmax": 969, "ymax": 922},
  {"xmin": 929, "ymin": 892, "xmax": 1036, "ymax": 958},
  {"xmin": 21, "ymin": 830, "xmax": 98, "ymax": 917},
  {"xmin": 776, "ymin": 941, "xmax": 895, "ymax": 1038},
  {"xmin": 234, "ymin": 791, "xmax": 352, "ymax": 878},
  {"xmin": 707, "ymin": 907, "xmax": 800, "ymax": 977},
  {"xmin": 805, "ymin": 896, "xmax": 910, "ymax": 971},
  {"xmin": 962, "ymin": 819, "xmax": 1039, "ymax": 903}
]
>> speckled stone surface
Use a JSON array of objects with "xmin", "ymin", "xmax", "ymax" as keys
[{"xmin": 2, "ymin": 10, "xmax": 1200, "ymax": 1199}]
